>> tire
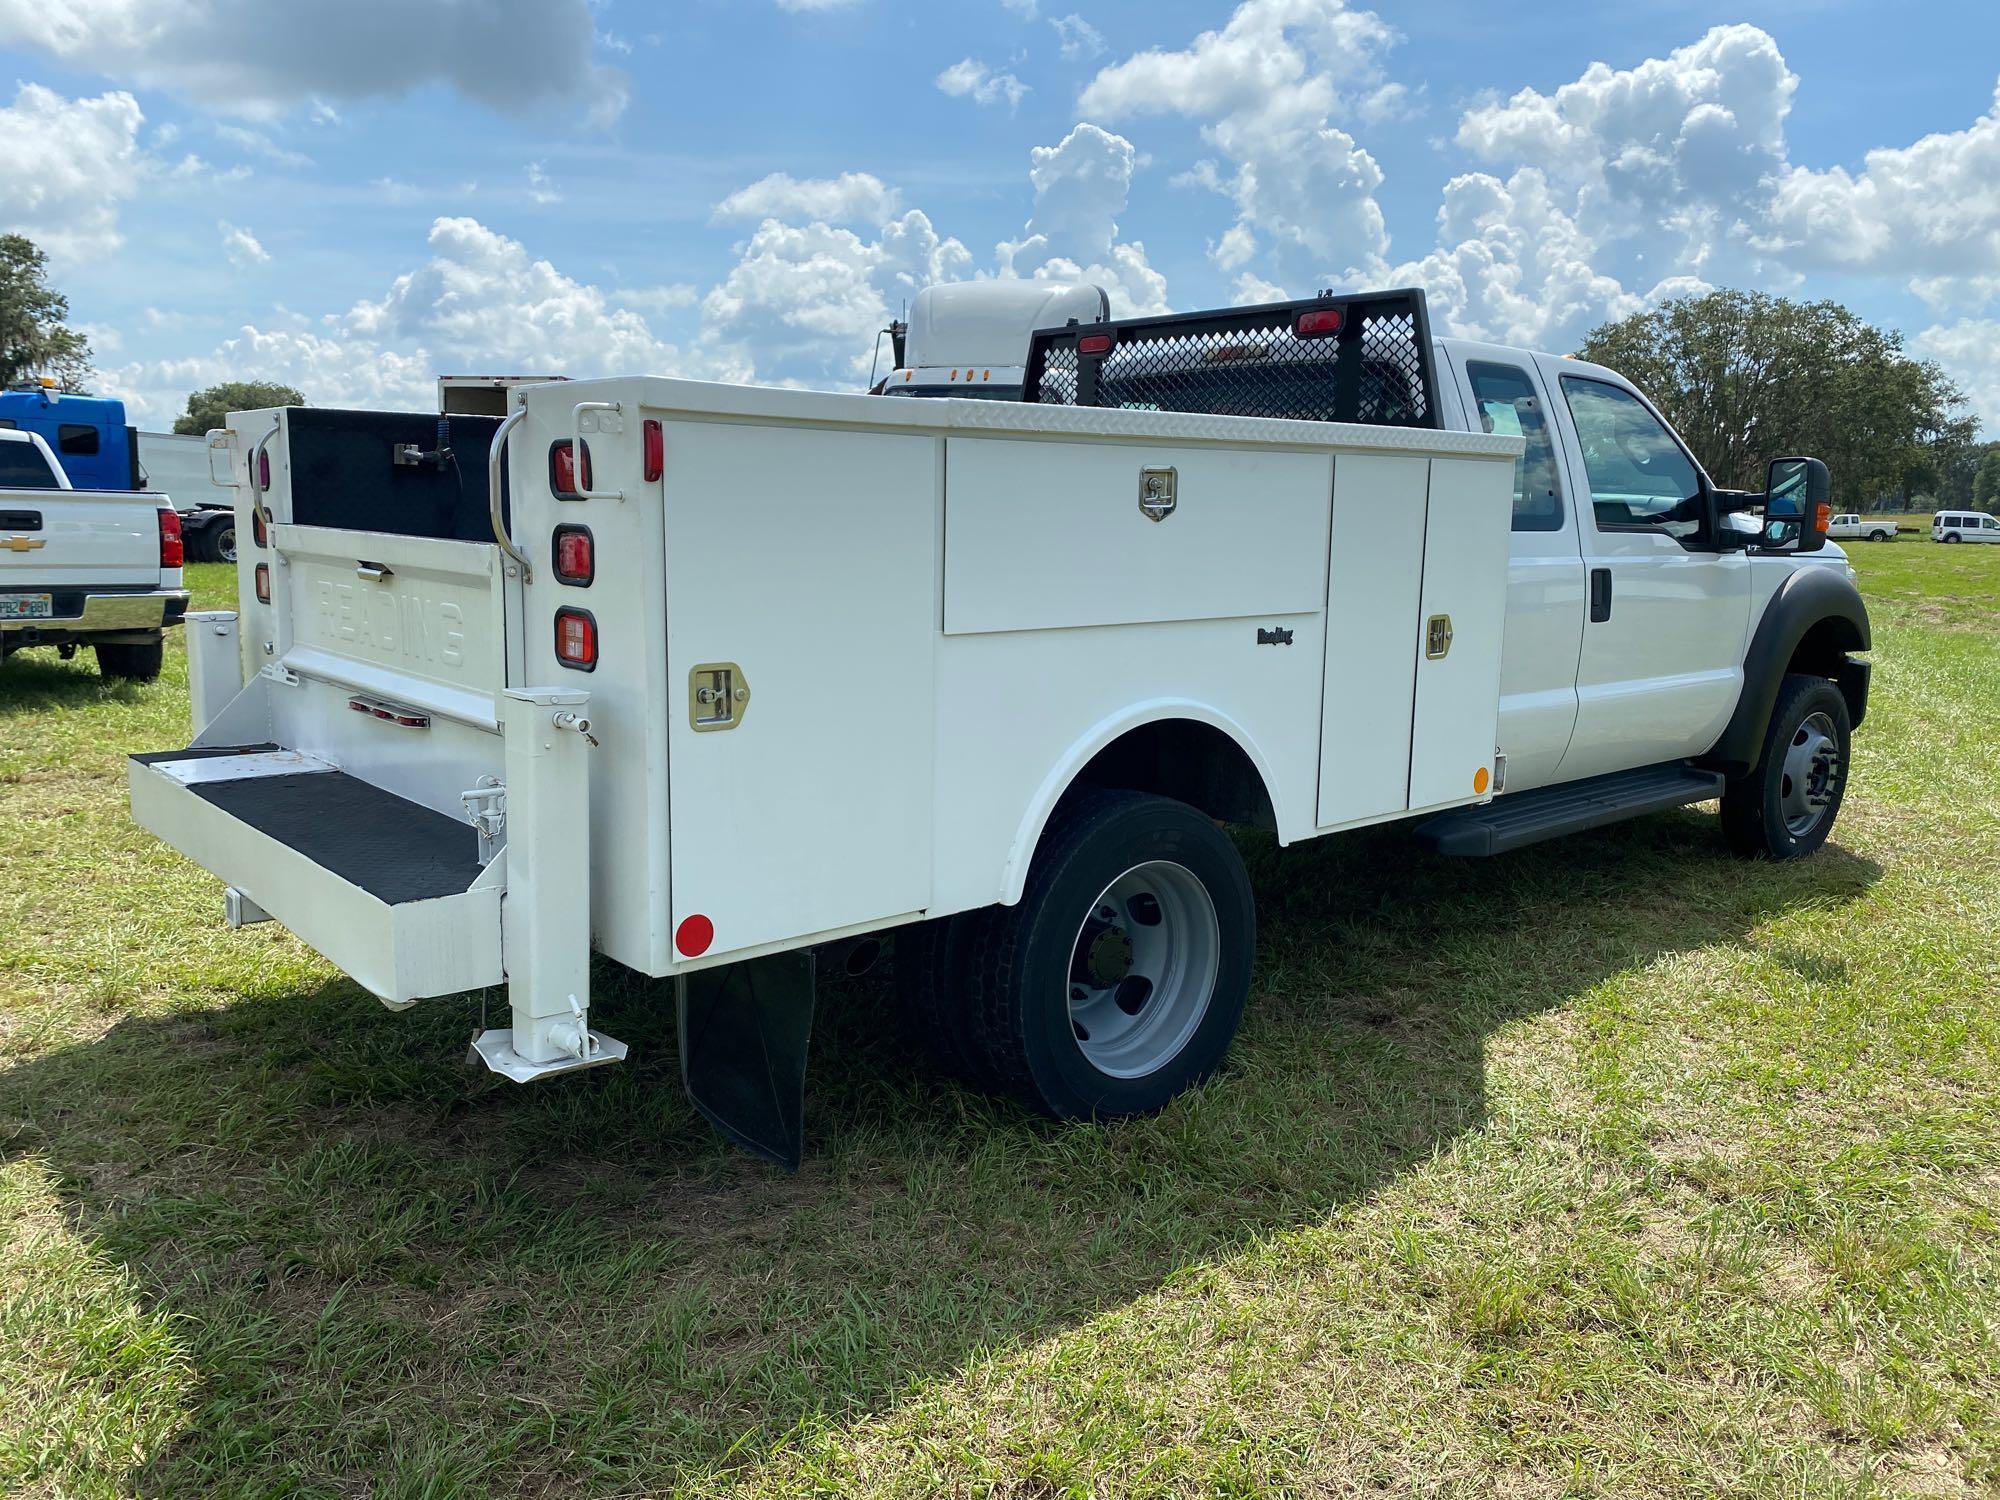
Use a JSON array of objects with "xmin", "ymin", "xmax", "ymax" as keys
[
  {"xmin": 894, "ymin": 913, "xmax": 992, "ymax": 1085},
  {"xmin": 94, "ymin": 639, "xmax": 164, "ymax": 682},
  {"xmin": 961, "ymin": 788, "xmax": 1255, "ymax": 1120},
  {"xmin": 1720, "ymin": 673, "xmax": 1851, "ymax": 860},
  {"xmin": 212, "ymin": 521, "xmax": 237, "ymax": 564},
  {"xmin": 1944, "ymin": 532, "xmax": 1962, "ymax": 543},
  {"xmin": 1866, "ymin": 530, "xmax": 1888, "ymax": 542}
]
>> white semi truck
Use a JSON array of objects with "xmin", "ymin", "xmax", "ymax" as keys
[{"xmin": 125, "ymin": 287, "xmax": 1867, "ymax": 1166}]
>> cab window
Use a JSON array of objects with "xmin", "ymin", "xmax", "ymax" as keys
[
  {"xmin": 1467, "ymin": 361, "xmax": 1563, "ymax": 532},
  {"xmin": 57, "ymin": 423, "xmax": 100, "ymax": 456},
  {"xmin": 0, "ymin": 441, "xmax": 58, "ymax": 488},
  {"xmin": 1560, "ymin": 376, "xmax": 1704, "ymax": 540}
]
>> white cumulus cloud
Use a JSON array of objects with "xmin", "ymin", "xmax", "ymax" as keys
[
  {"xmin": 936, "ymin": 58, "xmax": 1030, "ymax": 110},
  {"xmin": 0, "ymin": 84, "xmax": 144, "ymax": 261},
  {"xmin": 1080, "ymin": 0, "xmax": 1399, "ymax": 281},
  {"xmin": 218, "ymin": 220, "xmax": 269, "ymax": 268},
  {"xmin": 996, "ymin": 123, "xmax": 1168, "ymax": 316},
  {"xmin": 0, "ymin": 0, "xmax": 628, "ymax": 124}
]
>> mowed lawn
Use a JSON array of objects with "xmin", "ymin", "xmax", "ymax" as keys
[{"xmin": 2, "ymin": 544, "xmax": 1997, "ymax": 1499}]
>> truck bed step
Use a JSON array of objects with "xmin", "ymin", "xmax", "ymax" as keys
[{"xmin": 1413, "ymin": 764, "xmax": 1726, "ymax": 857}]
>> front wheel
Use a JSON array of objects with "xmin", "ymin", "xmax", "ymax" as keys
[
  {"xmin": 1720, "ymin": 674, "xmax": 1851, "ymax": 859},
  {"xmin": 962, "ymin": 788, "xmax": 1255, "ymax": 1120}
]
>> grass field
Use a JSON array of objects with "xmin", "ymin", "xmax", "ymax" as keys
[{"xmin": 3, "ymin": 542, "xmax": 1997, "ymax": 1498}]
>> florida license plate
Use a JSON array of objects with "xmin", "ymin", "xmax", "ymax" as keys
[{"xmin": 0, "ymin": 593, "xmax": 53, "ymax": 620}]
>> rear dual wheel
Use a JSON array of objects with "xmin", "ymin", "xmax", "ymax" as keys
[{"xmin": 901, "ymin": 789, "xmax": 1255, "ymax": 1119}]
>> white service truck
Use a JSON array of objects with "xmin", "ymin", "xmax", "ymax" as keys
[
  {"xmin": 1, "ymin": 427, "xmax": 189, "ymax": 679},
  {"xmin": 125, "ymin": 288, "xmax": 1868, "ymax": 1167}
]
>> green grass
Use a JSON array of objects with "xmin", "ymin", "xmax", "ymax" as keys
[{"xmin": 3, "ymin": 552, "xmax": 1998, "ymax": 1497}]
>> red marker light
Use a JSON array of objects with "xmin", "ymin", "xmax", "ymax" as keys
[
  {"xmin": 254, "ymin": 563, "xmax": 270, "ymax": 604},
  {"xmin": 256, "ymin": 451, "xmax": 271, "ymax": 491},
  {"xmin": 1294, "ymin": 308, "xmax": 1344, "ymax": 337},
  {"xmin": 550, "ymin": 439, "xmax": 592, "ymax": 498},
  {"xmin": 675, "ymin": 913, "xmax": 714, "ymax": 957},
  {"xmin": 643, "ymin": 419, "xmax": 664, "ymax": 483},
  {"xmin": 552, "ymin": 525, "xmax": 594, "ymax": 586},
  {"xmin": 251, "ymin": 507, "xmax": 268, "ymax": 547},
  {"xmin": 1077, "ymin": 332, "xmax": 1114, "ymax": 356}
]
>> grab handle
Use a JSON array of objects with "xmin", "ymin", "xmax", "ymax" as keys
[{"xmin": 488, "ymin": 408, "xmax": 532, "ymax": 582}]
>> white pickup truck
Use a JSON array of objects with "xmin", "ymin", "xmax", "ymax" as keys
[
  {"xmin": 1, "ymin": 427, "xmax": 189, "ymax": 680},
  {"xmin": 125, "ymin": 287, "xmax": 1868, "ymax": 1167},
  {"xmin": 1826, "ymin": 513, "xmax": 1898, "ymax": 542}
]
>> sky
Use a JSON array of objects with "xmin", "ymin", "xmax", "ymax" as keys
[{"xmin": 1, "ymin": 0, "xmax": 1997, "ymax": 434}]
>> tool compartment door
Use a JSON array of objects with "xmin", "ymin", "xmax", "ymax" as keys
[
  {"xmin": 1407, "ymin": 457, "xmax": 1512, "ymax": 811},
  {"xmin": 661, "ymin": 420, "xmax": 937, "ymax": 960}
]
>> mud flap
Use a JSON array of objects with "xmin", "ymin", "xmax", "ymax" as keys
[{"xmin": 676, "ymin": 950, "xmax": 816, "ymax": 1171}]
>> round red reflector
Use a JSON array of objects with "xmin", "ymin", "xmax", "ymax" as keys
[{"xmin": 676, "ymin": 914, "xmax": 714, "ymax": 957}]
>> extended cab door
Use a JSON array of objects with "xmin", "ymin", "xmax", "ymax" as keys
[
  {"xmin": 1536, "ymin": 357, "xmax": 1750, "ymax": 780},
  {"xmin": 1441, "ymin": 343, "xmax": 1586, "ymax": 793}
]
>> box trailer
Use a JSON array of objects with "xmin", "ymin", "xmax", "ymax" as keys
[{"xmin": 128, "ymin": 291, "xmax": 1520, "ymax": 1165}]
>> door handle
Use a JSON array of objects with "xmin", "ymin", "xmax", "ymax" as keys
[{"xmin": 1589, "ymin": 567, "xmax": 1613, "ymax": 623}]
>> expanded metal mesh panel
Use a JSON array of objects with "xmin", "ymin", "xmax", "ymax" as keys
[
  {"xmin": 1025, "ymin": 291, "xmax": 1440, "ymax": 431},
  {"xmin": 1034, "ymin": 343, "xmax": 1078, "ymax": 406}
]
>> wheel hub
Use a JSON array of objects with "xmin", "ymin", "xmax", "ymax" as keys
[
  {"xmin": 1063, "ymin": 861, "xmax": 1221, "ymax": 1079},
  {"xmin": 1778, "ymin": 710, "xmax": 1842, "ymax": 837}
]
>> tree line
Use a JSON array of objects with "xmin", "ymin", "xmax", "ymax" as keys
[{"xmin": 1578, "ymin": 290, "xmax": 1984, "ymax": 512}]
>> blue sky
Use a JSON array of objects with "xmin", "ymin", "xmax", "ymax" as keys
[{"xmin": 2, "ymin": 0, "xmax": 1996, "ymax": 432}]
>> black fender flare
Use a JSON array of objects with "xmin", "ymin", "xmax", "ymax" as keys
[{"xmin": 1705, "ymin": 566, "xmax": 1870, "ymax": 774}]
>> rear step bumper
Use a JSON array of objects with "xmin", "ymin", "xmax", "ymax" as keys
[
  {"xmin": 129, "ymin": 746, "xmax": 503, "ymax": 1003},
  {"xmin": 1413, "ymin": 764, "xmax": 1726, "ymax": 857}
]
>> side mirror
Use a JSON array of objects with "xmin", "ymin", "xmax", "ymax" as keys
[{"xmin": 1763, "ymin": 456, "xmax": 1830, "ymax": 552}]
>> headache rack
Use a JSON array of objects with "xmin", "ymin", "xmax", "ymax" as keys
[{"xmin": 1023, "ymin": 288, "xmax": 1442, "ymax": 430}]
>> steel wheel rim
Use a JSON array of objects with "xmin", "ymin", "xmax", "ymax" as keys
[
  {"xmin": 1779, "ymin": 709, "xmax": 1840, "ymax": 836},
  {"xmin": 1065, "ymin": 860, "xmax": 1220, "ymax": 1080},
  {"xmin": 217, "ymin": 527, "xmax": 237, "ymax": 563}
]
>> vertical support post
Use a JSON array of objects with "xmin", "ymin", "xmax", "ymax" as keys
[
  {"xmin": 500, "ymin": 686, "xmax": 595, "ymax": 1064},
  {"xmin": 185, "ymin": 610, "xmax": 240, "ymax": 738}
]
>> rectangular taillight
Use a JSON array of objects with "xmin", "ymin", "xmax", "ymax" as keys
[
  {"xmin": 644, "ymin": 419, "xmax": 663, "ymax": 482},
  {"xmin": 552, "ymin": 524, "xmax": 594, "ymax": 586},
  {"xmin": 1294, "ymin": 307, "xmax": 1344, "ymax": 337},
  {"xmin": 157, "ymin": 507, "xmax": 183, "ymax": 568},
  {"xmin": 550, "ymin": 439, "xmax": 592, "ymax": 499},
  {"xmin": 251, "ymin": 506, "xmax": 267, "ymax": 547},
  {"xmin": 554, "ymin": 607, "xmax": 597, "ymax": 670},
  {"xmin": 254, "ymin": 563, "xmax": 270, "ymax": 603},
  {"xmin": 256, "ymin": 451, "xmax": 270, "ymax": 491}
]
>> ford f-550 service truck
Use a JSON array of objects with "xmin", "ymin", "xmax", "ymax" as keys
[{"xmin": 126, "ymin": 288, "xmax": 1867, "ymax": 1167}]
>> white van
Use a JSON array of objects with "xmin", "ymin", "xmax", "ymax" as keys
[{"xmin": 1933, "ymin": 510, "xmax": 2000, "ymax": 543}]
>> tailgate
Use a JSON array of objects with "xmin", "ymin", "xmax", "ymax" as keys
[
  {"xmin": 1, "ymin": 489, "xmax": 161, "ymax": 589},
  {"xmin": 271, "ymin": 523, "xmax": 509, "ymax": 730}
]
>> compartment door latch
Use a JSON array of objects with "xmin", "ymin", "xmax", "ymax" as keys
[
  {"xmin": 1425, "ymin": 614, "xmax": 1454, "ymax": 660},
  {"xmin": 690, "ymin": 662, "xmax": 750, "ymax": 732}
]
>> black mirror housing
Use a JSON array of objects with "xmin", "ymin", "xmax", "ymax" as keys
[{"xmin": 1763, "ymin": 456, "xmax": 1831, "ymax": 552}]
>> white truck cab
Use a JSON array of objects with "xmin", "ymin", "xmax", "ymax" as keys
[{"xmin": 126, "ymin": 287, "xmax": 1868, "ymax": 1167}]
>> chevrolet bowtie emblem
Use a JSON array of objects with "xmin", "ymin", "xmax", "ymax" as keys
[{"xmin": 2, "ymin": 535, "xmax": 45, "ymax": 553}]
